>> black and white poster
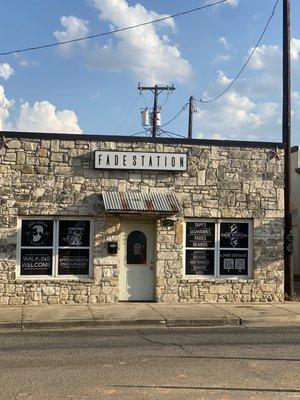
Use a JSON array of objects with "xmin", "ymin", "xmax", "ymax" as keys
[
  {"xmin": 185, "ymin": 250, "xmax": 215, "ymax": 275},
  {"xmin": 58, "ymin": 249, "xmax": 90, "ymax": 275},
  {"xmin": 219, "ymin": 250, "xmax": 248, "ymax": 275},
  {"xmin": 20, "ymin": 248, "xmax": 53, "ymax": 275},
  {"xmin": 185, "ymin": 222, "xmax": 215, "ymax": 248},
  {"xmin": 21, "ymin": 220, "xmax": 53, "ymax": 247},
  {"xmin": 220, "ymin": 222, "xmax": 249, "ymax": 249},
  {"xmin": 59, "ymin": 220, "xmax": 90, "ymax": 247}
]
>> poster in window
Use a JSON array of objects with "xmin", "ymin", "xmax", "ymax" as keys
[
  {"xmin": 20, "ymin": 248, "xmax": 53, "ymax": 275},
  {"xmin": 185, "ymin": 250, "xmax": 215, "ymax": 275},
  {"xmin": 21, "ymin": 220, "xmax": 53, "ymax": 247},
  {"xmin": 220, "ymin": 222, "xmax": 249, "ymax": 249},
  {"xmin": 219, "ymin": 250, "xmax": 248, "ymax": 275},
  {"xmin": 59, "ymin": 220, "xmax": 90, "ymax": 247},
  {"xmin": 127, "ymin": 231, "xmax": 147, "ymax": 264},
  {"xmin": 185, "ymin": 222, "xmax": 215, "ymax": 248},
  {"xmin": 58, "ymin": 249, "xmax": 90, "ymax": 275}
]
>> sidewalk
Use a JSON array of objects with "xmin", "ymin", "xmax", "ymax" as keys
[{"xmin": 0, "ymin": 302, "xmax": 299, "ymax": 332}]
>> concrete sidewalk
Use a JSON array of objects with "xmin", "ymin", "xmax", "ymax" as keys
[{"xmin": 0, "ymin": 302, "xmax": 299, "ymax": 331}]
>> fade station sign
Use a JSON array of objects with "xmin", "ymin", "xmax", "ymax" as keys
[{"xmin": 94, "ymin": 151, "xmax": 187, "ymax": 171}]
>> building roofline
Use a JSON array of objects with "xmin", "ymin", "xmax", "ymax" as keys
[
  {"xmin": 291, "ymin": 145, "xmax": 299, "ymax": 153},
  {"xmin": 2, "ymin": 130, "xmax": 285, "ymax": 149}
]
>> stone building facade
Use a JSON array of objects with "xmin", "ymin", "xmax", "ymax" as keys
[{"xmin": 0, "ymin": 132, "xmax": 285, "ymax": 305}]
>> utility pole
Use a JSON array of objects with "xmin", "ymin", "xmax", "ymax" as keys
[
  {"xmin": 188, "ymin": 96, "xmax": 194, "ymax": 139},
  {"xmin": 138, "ymin": 83, "xmax": 175, "ymax": 138},
  {"xmin": 282, "ymin": 0, "xmax": 294, "ymax": 297}
]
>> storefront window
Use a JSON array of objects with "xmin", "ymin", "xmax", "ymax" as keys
[
  {"xmin": 184, "ymin": 220, "xmax": 250, "ymax": 278},
  {"xmin": 20, "ymin": 219, "xmax": 53, "ymax": 275},
  {"xmin": 18, "ymin": 218, "xmax": 91, "ymax": 278}
]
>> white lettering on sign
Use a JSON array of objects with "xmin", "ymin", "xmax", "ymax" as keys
[{"xmin": 94, "ymin": 151, "xmax": 187, "ymax": 171}]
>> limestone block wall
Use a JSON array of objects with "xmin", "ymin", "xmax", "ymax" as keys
[{"xmin": 0, "ymin": 134, "xmax": 285, "ymax": 304}]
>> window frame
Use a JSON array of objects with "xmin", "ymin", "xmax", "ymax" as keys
[
  {"xmin": 17, "ymin": 217, "xmax": 93, "ymax": 280},
  {"xmin": 183, "ymin": 218, "xmax": 252, "ymax": 280}
]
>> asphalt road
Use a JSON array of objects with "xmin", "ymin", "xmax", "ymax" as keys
[{"xmin": 0, "ymin": 325, "xmax": 299, "ymax": 400}]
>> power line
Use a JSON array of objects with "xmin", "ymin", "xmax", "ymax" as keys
[
  {"xmin": 116, "ymin": 93, "xmax": 139, "ymax": 132},
  {"xmin": 159, "ymin": 128, "xmax": 186, "ymax": 138},
  {"xmin": 196, "ymin": 0, "xmax": 280, "ymax": 104},
  {"xmin": 131, "ymin": 129, "xmax": 150, "ymax": 137},
  {"xmin": 0, "ymin": 0, "xmax": 229, "ymax": 57},
  {"xmin": 160, "ymin": 103, "xmax": 189, "ymax": 128}
]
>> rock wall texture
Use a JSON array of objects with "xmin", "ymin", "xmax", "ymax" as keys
[{"xmin": 0, "ymin": 135, "xmax": 285, "ymax": 304}]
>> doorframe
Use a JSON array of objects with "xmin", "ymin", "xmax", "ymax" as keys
[{"xmin": 119, "ymin": 219, "xmax": 157, "ymax": 302}]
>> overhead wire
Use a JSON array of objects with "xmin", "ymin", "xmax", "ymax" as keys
[
  {"xmin": 159, "ymin": 128, "xmax": 186, "ymax": 139},
  {"xmin": 160, "ymin": 103, "xmax": 189, "ymax": 128},
  {"xmin": 0, "ymin": 0, "xmax": 229, "ymax": 57},
  {"xmin": 130, "ymin": 130, "xmax": 150, "ymax": 137},
  {"xmin": 195, "ymin": 0, "xmax": 280, "ymax": 104},
  {"xmin": 116, "ymin": 93, "xmax": 139, "ymax": 132}
]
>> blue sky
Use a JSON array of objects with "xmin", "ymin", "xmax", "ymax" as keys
[{"xmin": 0, "ymin": 0, "xmax": 299, "ymax": 144}]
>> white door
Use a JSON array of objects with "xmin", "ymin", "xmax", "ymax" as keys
[{"xmin": 119, "ymin": 222, "xmax": 154, "ymax": 301}]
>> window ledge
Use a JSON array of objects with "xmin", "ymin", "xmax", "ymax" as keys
[
  {"xmin": 15, "ymin": 276, "xmax": 94, "ymax": 283},
  {"xmin": 182, "ymin": 277, "xmax": 253, "ymax": 282}
]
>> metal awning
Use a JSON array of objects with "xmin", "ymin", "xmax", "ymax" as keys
[{"xmin": 102, "ymin": 191, "xmax": 181, "ymax": 214}]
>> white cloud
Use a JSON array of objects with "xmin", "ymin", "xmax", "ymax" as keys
[
  {"xmin": 16, "ymin": 101, "xmax": 82, "ymax": 133},
  {"xmin": 54, "ymin": 1, "xmax": 193, "ymax": 85},
  {"xmin": 195, "ymin": 89, "xmax": 280, "ymax": 141},
  {"xmin": 248, "ymin": 44, "xmax": 280, "ymax": 71},
  {"xmin": 211, "ymin": 54, "xmax": 231, "ymax": 64},
  {"xmin": 205, "ymin": 0, "xmax": 238, "ymax": 6},
  {"xmin": 0, "ymin": 85, "xmax": 13, "ymax": 130},
  {"xmin": 218, "ymin": 36, "xmax": 229, "ymax": 49},
  {"xmin": 217, "ymin": 70, "xmax": 233, "ymax": 85},
  {"xmin": 0, "ymin": 63, "xmax": 14, "ymax": 80},
  {"xmin": 0, "ymin": 63, "xmax": 82, "ymax": 134},
  {"xmin": 291, "ymin": 38, "xmax": 300, "ymax": 61},
  {"xmin": 227, "ymin": 0, "xmax": 238, "ymax": 6},
  {"xmin": 19, "ymin": 59, "xmax": 39, "ymax": 68},
  {"xmin": 54, "ymin": 15, "xmax": 89, "ymax": 56}
]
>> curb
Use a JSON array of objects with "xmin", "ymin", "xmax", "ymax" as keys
[
  {"xmin": 1, "ymin": 316, "xmax": 300, "ymax": 332},
  {"xmin": 240, "ymin": 314, "xmax": 300, "ymax": 326},
  {"xmin": 165, "ymin": 317, "xmax": 241, "ymax": 327}
]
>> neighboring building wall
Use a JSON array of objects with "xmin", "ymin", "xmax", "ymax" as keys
[
  {"xmin": 292, "ymin": 146, "xmax": 300, "ymax": 277},
  {"xmin": 0, "ymin": 135, "xmax": 285, "ymax": 304}
]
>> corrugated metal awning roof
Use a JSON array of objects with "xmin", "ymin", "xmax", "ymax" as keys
[{"xmin": 102, "ymin": 191, "xmax": 181, "ymax": 214}]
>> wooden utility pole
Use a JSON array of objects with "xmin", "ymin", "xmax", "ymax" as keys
[
  {"xmin": 282, "ymin": 0, "xmax": 294, "ymax": 297},
  {"xmin": 188, "ymin": 96, "xmax": 194, "ymax": 139},
  {"xmin": 138, "ymin": 84, "xmax": 175, "ymax": 138}
]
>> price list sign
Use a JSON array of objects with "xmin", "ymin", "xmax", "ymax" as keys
[
  {"xmin": 185, "ymin": 250, "xmax": 215, "ymax": 275},
  {"xmin": 185, "ymin": 222, "xmax": 215, "ymax": 248},
  {"xmin": 185, "ymin": 222, "xmax": 215, "ymax": 275}
]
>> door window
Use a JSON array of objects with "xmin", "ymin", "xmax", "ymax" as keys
[{"xmin": 127, "ymin": 231, "xmax": 147, "ymax": 264}]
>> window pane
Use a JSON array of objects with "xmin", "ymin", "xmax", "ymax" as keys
[
  {"xmin": 58, "ymin": 249, "xmax": 90, "ymax": 275},
  {"xmin": 185, "ymin": 250, "xmax": 215, "ymax": 275},
  {"xmin": 220, "ymin": 222, "xmax": 249, "ymax": 248},
  {"xmin": 59, "ymin": 220, "xmax": 90, "ymax": 247},
  {"xmin": 219, "ymin": 250, "xmax": 248, "ymax": 275},
  {"xmin": 186, "ymin": 222, "xmax": 215, "ymax": 248},
  {"xmin": 127, "ymin": 231, "xmax": 147, "ymax": 264},
  {"xmin": 21, "ymin": 220, "xmax": 53, "ymax": 247},
  {"xmin": 20, "ymin": 248, "xmax": 53, "ymax": 275}
]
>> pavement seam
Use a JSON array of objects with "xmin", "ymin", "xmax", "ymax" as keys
[
  {"xmin": 86, "ymin": 304, "xmax": 97, "ymax": 320},
  {"xmin": 271, "ymin": 303, "xmax": 298, "ymax": 315},
  {"xmin": 146, "ymin": 304, "xmax": 166, "ymax": 323},
  {"xmin": 208, "ymin": 302, "xmax": 242, "ymax": 325},
  {"xmin": 20, "ymin": 306, "xmax": 24, "ymax": 333}
]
